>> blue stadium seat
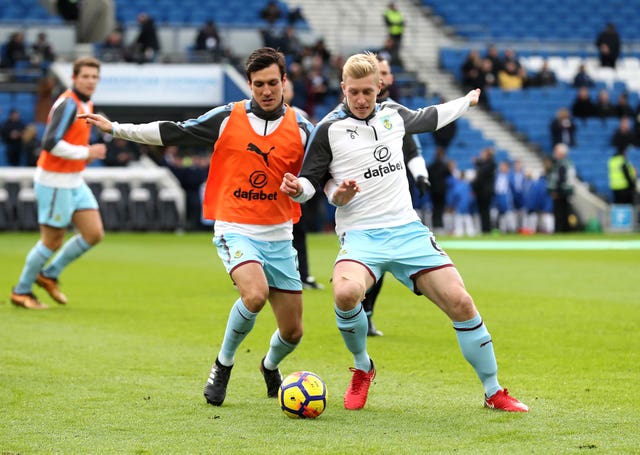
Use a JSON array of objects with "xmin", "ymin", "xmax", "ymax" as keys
[{"xmin": 424, "ymin": 0, "xmax": 640, "ymax": 41}]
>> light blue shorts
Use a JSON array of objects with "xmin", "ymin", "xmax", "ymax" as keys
[
  {"xmin": 336, "ymin": 220, "xmax": 453, "ymax": 294},
  {"xmin": 213, "ymin": 233, "xmax": 302, "ymax": 292},
  {"xmin": 35, "ymin": 182, "xmax": 99, "ymax": 228}
]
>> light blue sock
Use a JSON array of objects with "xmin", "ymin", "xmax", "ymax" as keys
[
  {"xmin": 264, "ymin": 330, "xmax": 298, "ymax": 370},
  {"xmin": 15, "ymin": 241, "xmax": 54, "ymax": 294},
  {"xmin": 42, "ymin": 234, "xmax": 91, "ymax": 279},
  {"xmin": 453, "ymin": 313, "xmax": 501, "ymax": 397},
  {"xmin": 335, "ymin": 303, "xmax": 371, "ymax": 371},
  {"xmin": 218, "ymin": 298, "xmax": 258, "ymax": 366}
]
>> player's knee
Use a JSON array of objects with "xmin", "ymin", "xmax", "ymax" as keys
[
  {"xmin": 240, "ymin": 288, "xmax": 269, "ymax": 312},
  {"xmin": 82, "ymin": 228, "xmax": 104, "ymax": 246},
  {"xmin": 333, "ymin": 277, "xmax": 365, "ymax": 310},
  {"xmin": 447, "ymin": 289, "xmax": 477, "ymax": 320},
  {"xmin": 281, "ymin": 327, "xmax": 303, "ymax": 345},
  {"xmin": 44, "ymin": 238, "xmax": 64, "ymax": 251}
]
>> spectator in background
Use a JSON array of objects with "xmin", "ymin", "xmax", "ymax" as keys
[
  {"xmin": 494, "ymin": 161, "xmax": 517, "ymax": 233},
  {"xmin": 539, "ymin": 158, "xmax": 556, "ymax": 233},
  {"xmin": 611, "ymin": 117, "xmax": 637, "ymax": 154},
  {"xmin": 30, "ymin": 32, "xmax": 56, "ymax": 69},
  {"xmin": 444, "ymin": 158, "xmax": 460, "ymax": 233},
  {"xmin": 100, "ymin": 29, "xmax": 127, "ymax": 62},
  {"xmin": 522, "ymin": 163, "xmax": 554, "ymax": 234},
  {"xmin": 529, "ymin": 59, "xmax": 557, "ymax": 87},
  {"xmin": 615, "ymin": 92, "xmax": 635, "ymax": 118},
  {"xmin": 449, "ymin": 170, "xmax": 477, "ymax": 237},
  {"xmin": 287, "ymin": 62, "xmax": 309, "ymax": 110},
  {"xmin": 461, "ymin": 52, "xmax": 494, "ymax": 105},
  {"xmin": 571, "ymin": 86, "xmax": 596, "ymax": 119},
  {"xmin": 595, "ymin": 23, "xmax": 621, "ymax": 69},
  {"xmin": 377, "ymin": 36, "xmax": 402, "ymax": 68},
  {"xmin": 498, "ymin": 60, "xmax": 525, "ymax": 91},
  {"xmin": 509, "ymin": 159, "xmax": 526, "ymax": 230},
  {"xmin": 1, "ymin": 32, "xmax": 29, "ymax": 68},
  {"xmin": 475, "ymin": 58, "xmax": 497, "ymax": 105},
  {"xmin": 1, "ymin": 109, "xmax": 26, "ymax": 166},
  {"xmin": 485, "ymin": 44, "xmax": 502, "ymax": 78},
  {"xmin": 428, "ymin": 147, "xmax": 451, "ymax": 232},
  {"xmin": 461, "ymin": 49, "xmax": 483, "ymax": 88},
  {"xmin": 130, "ymin": 13, "xmax": 159, "ymax": 63},
  {"xmin": 573, "ymin": 63, "xmax": 595, "ymax": 88},
  {"xmin": 279, "ymin": 26, "xmax": 303, "ymax": 58},
  {"xmin": 326, "ymin": 54, "xmax": 346, "ymax": 99},
  {"xmin": 287, "ymin": 6, "xmax": 305, "ymax": 25},
  {"xmin": 260, "ymin": 1, "xmax": 282, "ymax": 26},
  {"xmin": 550, "ymin": 107, "xmax": 576, "ymax": 147},
  {"xmin": 608, "ymin": 147, "xmax": 637, "ymax": 204},
  {"xmin": 305, "ymin": 55, "xmax": 329, "ymax": 119},
  {"xmin": 310, "ymin": 38, "xmax": 332, "ymax": 65},
  {"xmin": 501, "ymin": 48, "xmax": 521, "ymax": 71},
  {"xmin": 546, "ymin": 143, "xmax": 576, "ymax": 232},
  {"xmin": 472, "ymin": 146, "xmax": 497, "ymax": 233},
  {"xmin": 383, "ymin": 2, "xmax": 405, "ymax": 57},
  {"xmin": 104, "ymin": 137, "xmax": 140, "ymax": 167},
  {"xmin": 195, "ymin": 20, "xmax": 223, "ymax": 62},
  {"xmin": 594, "ymin": 89, "xmax": 618, "ymax": 118}
]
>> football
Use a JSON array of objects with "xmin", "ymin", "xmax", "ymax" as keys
[{"xmin": 278, "ymin": 371, "xmax": 327, "ymax": 419}]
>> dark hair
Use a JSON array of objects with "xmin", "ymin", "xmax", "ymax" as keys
[
  {"xmin": 73, "ymin": 56, "xmax": 101, "ymax": 76},
  {"xmin": 245, "ymin": 47, "xmax": 286, "ymax": 81}
]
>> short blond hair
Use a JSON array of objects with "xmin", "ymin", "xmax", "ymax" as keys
[{"xmin": 342, "ymin": 52, "xmax": 379, "ymax": 82}]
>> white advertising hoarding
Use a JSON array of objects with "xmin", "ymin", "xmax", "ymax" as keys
[{"xmin": 52, "ymin": 63, "xmax": 224, "ymax": 106}]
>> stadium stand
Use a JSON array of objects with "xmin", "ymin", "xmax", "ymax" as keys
[
  {"xmin": 2, "ymin": 0, "xmax": 638, "ymax": 228},
  {"xmin": 423, "ymin": 0, "xmax": 640, "ymax": 203},
  {"xmin": 438, "ymin": 48, "xmax": 640, "ymax": 201},
  {"xmin": 424, "ymin": 0, "xmax": 640, "ymax": 43}
]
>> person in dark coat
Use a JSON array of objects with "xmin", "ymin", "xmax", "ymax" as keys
[
  {"xmin": 427, "ymin": 148, "xmax": 451, "ymax": 231},
  {"xmin": 595, "ymin": 23, "xmax": 621, "ymax": 68},
  {"xmin": 0, "ymin": 109, "xmax": 26, "ymax": 166},
  {"xmin": 472, "ymin": 147, "xmax": 496, "ymax": 233}
]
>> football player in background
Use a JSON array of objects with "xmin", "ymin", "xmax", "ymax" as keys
[{"xmin": 11, "ymin": 57, "xmax": 106, "ymax": 310}]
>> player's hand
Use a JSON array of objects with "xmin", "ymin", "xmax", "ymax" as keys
[
  {"xmin": 416, "ymin": 175, "xmax": 431, "ymax": 197},
  {"xmin": 331, "ymin": 179, "xmax": 360, "ymax": 206},
  {"xmin": 281, "ymin": 172, "xmax": 302, "ymax": 197},
  {"xmin": 78, "ymin": 113, "xmax": 113, "ymax": 133},
  {"xmin": 466, "ymin": 88, "xmax": 481, "ymax": 107},
  {"xmin": 87, "ymin": 143, "xmax": 106, "ymax": 163}
]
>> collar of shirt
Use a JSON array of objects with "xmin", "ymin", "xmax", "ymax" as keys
[{"xmin": 250, "ymin": 98, "xmax": 285, "ymax": 121}]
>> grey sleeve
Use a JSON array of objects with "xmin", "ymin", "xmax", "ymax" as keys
[
  {"xmin": 158, "ymin": 104, "xmax": 231, "ymax": 147},
  {"xmin": 113, "ymin": 104, "xmax": 231, "ymax": 148},
  {"xmin": 398, "ymin": 96, "xmax": 470, "ymax": 135}
]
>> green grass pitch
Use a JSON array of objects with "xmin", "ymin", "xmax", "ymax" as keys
[{"xmin": 1, "ymin": 232, "xmax": 639, "ymax": 454}]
